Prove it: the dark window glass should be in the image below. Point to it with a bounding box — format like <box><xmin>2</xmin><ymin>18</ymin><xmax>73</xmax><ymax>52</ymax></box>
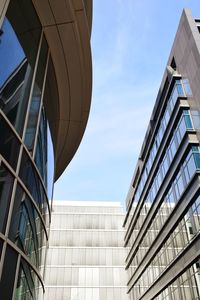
<box><xmin>15</xmin><ymin>260</ymin><xmax>36</xmax><ymax>300</ymax></box>
<box><xmin>183</xmin><ymin>111</ymin><xmax>193</xmax><ymax>129</ymax></box>
<box><xmin>22</xmin><ymin>259</ymin><xmax>36</xmax><ymax>299</ymax></box>
<box><xmin>35</xmin><ymin>109</ymin><xmax>47</xmax><ymax>185</ymax></box>
<box><xmin>192</xmin><ymin>147</ymin><xmax>200</xmax><ymax>169</ymax></box>
<box><xmin>9</xmin><ymin>185</ymin><xmax>47</xmax><ymax>267</ymax></box>
<box><xmin>0</xmin><ymin>245</ymin><xmax>18</xmax><ymax>299</ymax></box>
<box><xmin>25</xmin><ymin>36</ymin><xmax>48</xmax><ymax>151</ymax></box>
<box><xmin>19</xmin><ymin>151</ymin><xmax>48</xmax><ymax>217</ymax></box>
<box><xmin>35</xmin><ymin>110</ymin><xmax>54</xmax><ymax>200</ymax></box>
<box><xmin>0</xmin><ymin>115</ymin><xmax>20</xmax><ymax>169</ymax></box>
<box><xmin>0</xmin><ymin>0</ymin><xmax>41</xmax><ymax>135</ymax></box>
<box><xmin>0</xmin><ymin>239</ymin><xmax>3</xmax><ymax>261</ymax></box>
<box><xmin>0</xmin><ymin>164</ymin><xmax>14</xmax><ymax>233</ymax></box>
<box><xmin>15</xmin><ymin>266</ymin><xmax>32</xmax><ymax>300</ymax></box>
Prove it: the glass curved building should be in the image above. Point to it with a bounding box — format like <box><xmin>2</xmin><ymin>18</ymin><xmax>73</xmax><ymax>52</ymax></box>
<box><xmin>0</xmin><ymin>0</ymin><xmax>92</xmax><ymax>299</ymax></box>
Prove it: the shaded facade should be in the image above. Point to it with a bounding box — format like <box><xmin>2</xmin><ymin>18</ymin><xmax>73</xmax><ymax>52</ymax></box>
<box><xmin>0</xmin><ymin>0</ymin><xmax>92</xmax><ymax>299</ymax></box>
<box><xmin>124</xmin><ymin>9</ymin><xmax>200</xmax><ymax>300</ymax></box>
<box><xmin>44</xmin><ymin>201</ymin><xmax>129</xmax><ymax>300</ymax></box>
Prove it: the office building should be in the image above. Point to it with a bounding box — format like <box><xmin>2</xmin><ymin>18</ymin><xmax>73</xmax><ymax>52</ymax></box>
<box><xmin>44</xmin><ymin>201</ymin><xmax>129</xmax><ymax>300</ymax></box>
<box><xmin>0</xmin><ymin>0</ymin><xmax>92</xmax><ymax>299</ymax></box>
<box><xmin>124</xmin><ymin>9</ymin><xmax>200</xmax><ymax>300</ymax></box>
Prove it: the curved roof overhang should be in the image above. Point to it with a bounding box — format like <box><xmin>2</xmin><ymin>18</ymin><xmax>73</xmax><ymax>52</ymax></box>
<box><xmin>33</xmin><ymin>0</ymin><xmax>92</xmax><ymax>181</ymax></box>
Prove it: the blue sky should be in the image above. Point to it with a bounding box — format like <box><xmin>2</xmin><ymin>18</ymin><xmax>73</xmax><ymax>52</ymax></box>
<box><xmin>54</xmin><ymin>0</ymin><xmax>199</xmax><ymax>205</ymax></box>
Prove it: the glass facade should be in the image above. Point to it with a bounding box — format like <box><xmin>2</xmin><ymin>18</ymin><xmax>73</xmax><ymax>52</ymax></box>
<box><xmin>44</xmin><ymin>202</ymin><xmax>129</xmax><ymax>300</ymax></box>
<box><xmin>0</xmin><ymin>0</ymin><xmax>56</xmax><ymax>298</ymax></box>
<box><xmin>0</xmin><ymin>0</ymin><xmax>92</xmax><ymax>298</ymax></box>
<box><xmin>125</xmin><ymin>69</ymin><xmax>200</xmax><ymax>299</ymax></box>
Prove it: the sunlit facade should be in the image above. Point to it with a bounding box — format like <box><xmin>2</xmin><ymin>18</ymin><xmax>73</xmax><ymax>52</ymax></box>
<box><xmin>124</xmin><ymin>9</ymin><xmax>200</xmax><ymax>300</ymax></box>
<box><xmin>0</xmin><ymin>0</ymin><xmax>92</xmax><ymax>299</ymax></box>
<box><xmin>44</xmin><ymin>201</ymin><xmax>129</xmax><ymax>300</ymax></box>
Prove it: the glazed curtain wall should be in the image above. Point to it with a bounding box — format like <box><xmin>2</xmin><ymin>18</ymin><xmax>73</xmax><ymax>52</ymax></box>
<box><xmin>0</xmin><ymin>0</ymin><xmax>56</xmax><ymax>299</ymax></box>
<box><xmin>125</xmin><ymin>76</ymin><xmax>200</xmax><ymax>300</ymax></box>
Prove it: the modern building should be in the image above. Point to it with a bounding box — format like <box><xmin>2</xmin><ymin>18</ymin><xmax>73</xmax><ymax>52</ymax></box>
<box><xmin>43</xmin><ymin>201</ymin><xmax>129</xmax><ymax>300</ymax></box>
<box><xmin>0</xmin><ymin>0</ymin><xmax>92</xmax><ymax>299</ymax></box>
<box><xmin>124</xmin><ymin>9</ymin><xmax>200</xmax><ymax>300</ymax></box>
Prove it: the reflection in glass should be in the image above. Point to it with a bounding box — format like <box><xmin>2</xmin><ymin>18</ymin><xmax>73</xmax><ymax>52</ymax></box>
<box><xmin>15</xmin><ymin>266</ymin><xmax>32</xmax><ymax>300</ymax></box>
<box><xmin>25</xmin><ymin>36</ymin><xmax>48</xmax><ymax>151</ymax></box>
<box><xmin>35</xmin><ymin>109</ymin><xmax>47</xmax><ymax>186</ymax></box>
<box><xmin>0</xmin><ymin>0</ymin><xmax>41</xmax><ymax>135</ymax></box>
<box><xmin>9</xmin><ymin>184</ymin><xmax>47</xmax><ymax>267</ymax></box>
<box><xmin>0</xmin><ymin>245</ymin><xmax>18</xmax><ymax>299</ymax></box>
<box><xmin>35</xmin><ymin>110</ymin><xmax>54</xmax><ymax>200</ymax></box>
<box><xmin>15</xmin><ymin>259</ymin><xmax>39</xmax><ymax>300</ymax></box>
<box><xmin>47</xmin><ymin>124</ymin><xmax>54</xmax><ymax>200</ymax></box>
<box><xmin>19</xmin><ymin>151</ymin><xmax>48</xmax><ymax>217</ymax></box>
<box><xmin>0</xmin><ymin>115</ymin><xmax>20</xmax><ymax>170</ymax></box>
<box><xmin>0</xmin><ymin>239</ymin><xmax>3</xmax><ymax>260</ymax></box>
<box><xmin>0</xmin><ymin>164</ymin><xmax>14</xmax><ymax>233</ymax></box>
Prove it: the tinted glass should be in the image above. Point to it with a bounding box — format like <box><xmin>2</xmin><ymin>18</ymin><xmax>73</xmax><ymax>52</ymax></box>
<box><xmin>0</xmin><ymin>164</ymin><xmax>14</xmax><ymax>233</ymax></box>
<box><xmin>25</xmin><ymin>36</ymin><xmax>48</xmax><ymax>151</ymax></box>
<box><xmin>0</xmin><ymin>239</ymin><xmax>3</xmax><ymax>262</ymax></box>
<box><xmin>47</xmin><ymin>124</ymin><xmax>54</xmax><ymax>200</ymax></box>
<box><xmin>15</xmin><ymin>266</ymin><xmax>32</xmax><ymax>300</ymax></box>
<box><xmin>0</xmin><ymin>0</ymin><xmax>41</xmax><ymax>135</ymax></box>
<box><xmin>0</xmin><ymin>115</ymin><xmax>20</xmax><ymax>170</ymax></box>
<box><xmin>19</xmin><ymin>151</ymin><xmax>49</xmax><ymax>218</ymax></box>
<box><xmin>35</xmin><ymin>109</ymin><xmax>47</xmax><ymax>184</ymax></box>
<box><xmin>34</xmin><ymin>109</ymin><xmax>54</xmax><ymax>200</ymax></box>
<box><xmin>0</xmin><ymin>245</ymin><xmax>18</xmax><ymax>299</ymax></box>
<box><xmin>9</xmin><ymin>185</ymin><xmax>39</xmax><ymax>265</ymax></box>
<box><xmin>15</xmin><ymin>260</ymin><xmax>36</xmax><ymax>300</ymax></box>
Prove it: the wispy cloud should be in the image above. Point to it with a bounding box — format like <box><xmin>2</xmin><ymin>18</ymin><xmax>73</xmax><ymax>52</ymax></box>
<box><xmin>54</xmin><ymin>0</ymin><xmax>200</xmax><ymax>202</ymax></box>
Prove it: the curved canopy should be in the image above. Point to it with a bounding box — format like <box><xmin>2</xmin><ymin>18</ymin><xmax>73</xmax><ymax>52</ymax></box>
<box><xmin>33</xmin><ymin>0</ymin><xmax>92</xmax><ymax>180</ymax></box>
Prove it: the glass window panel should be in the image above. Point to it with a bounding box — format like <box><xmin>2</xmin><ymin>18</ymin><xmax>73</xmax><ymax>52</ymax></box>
<box><xmin>19</xmin><ymin>150</ymin><xmax>48</xmax><ymax>217</ymax></box>
<box><xmin>15</xmin><ymin>265</ymin><xmax>32</xmax><ymax>300</ymax></box>
<box><xmin>177</xmin><ymin>174</ymin><xmax>184</xmax><ymax>196</ymax></box>
<box><xmin>21</xmin><ymin>258</ymin><xmax>37</xmax><ymax>299</ymax></box>
<box><xmin>193</xmin><ymin>150</ymin><xmax>200</xmax><ymax>169</ymax></box>
<box><xmin>179</xmin><ymin>117</ymin><xmax>186</xmax><ymax>138</ymax></box>
<box><xmin>182</xmin><ymin>79</ymin><xmax>192</xmax><ymax>96</ymax></box>
<box><xmin>176</xmin><ymin>81</ymin><xmax>184</xmax><ymax>96</ymax></box>
<box><xmin>9</xmin><ymin>183</ymin><xmax>46</xmax><ymax>267</ymax></box>
<box><xmin>0</xmin><ymin>116</ymin><xmax>20</xmax><ymax>170</ymax></box>
<box><xmin>34</xmin><ymin>109</ymin><xmax>47</xmax><ymax>185</ymax></box>
<box><xmin>191</xmin><ymin>110</ymin><xmax>200</xmax><ymax>130</ymax></box>
<box><xmin>47</xmin><ymin>124</ymin><xmax>54</xmax><ymax>200</ymax></box>
<box><xmin>0</xmin><ymin>163</ymin><xmax>14</xmax><ymax>233</ymax></box>
<box><xmin>0</xmin><ymin>245</ymin><xmax>18</xmax><ymax>299</ymax></box>
<box><xmin>0</xmin><ymin>0</ymin><xmax>41</xmax><ymax>135</ymax></box>
<box><xmin>24</xmin><ymin>35</ymin><xmax>48</xmax><ymax>151</ymax></box>
<box><xmin>187</xmin><ymin>154</ymin><xmax>196</xmax><ymax>178</ymax></box>
<box><xmin>183</xmin><ymin>110</ymin><xmax>193</xmax><ymax>129</ymax></box>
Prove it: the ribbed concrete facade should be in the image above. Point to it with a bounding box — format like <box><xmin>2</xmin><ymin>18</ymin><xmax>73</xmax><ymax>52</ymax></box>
<box><xmin>44</xmin><ymin>201</ymin><xmax>129</xmax><ymax>300</ymax></box>
<box><xmin>124</xmin><ymin>9</ymin><xmax>200</xmax><ymax>300</ymax></box>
